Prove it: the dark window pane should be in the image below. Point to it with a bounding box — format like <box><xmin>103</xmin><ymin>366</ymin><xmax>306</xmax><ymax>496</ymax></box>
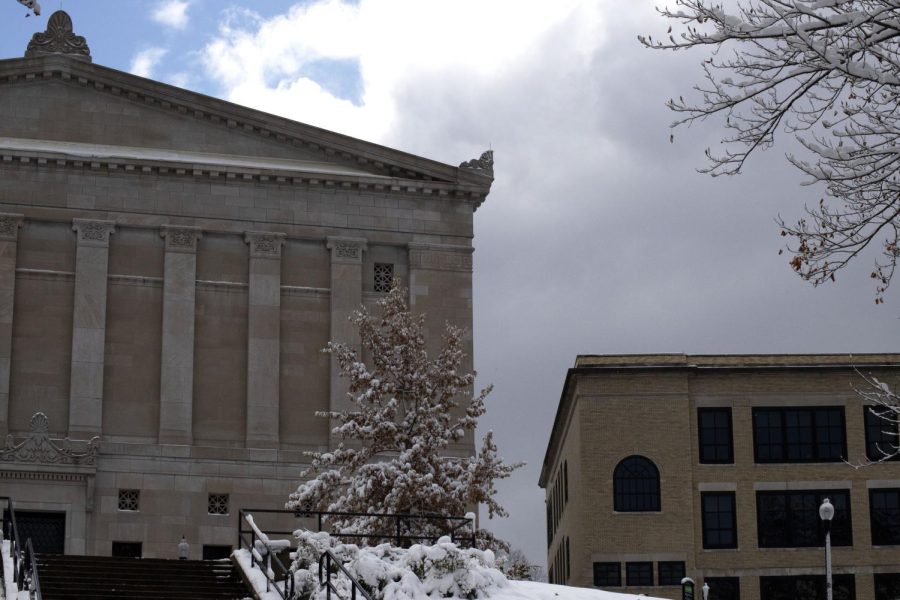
<box><xmin>865</xmin><ymin>407</ymin><xmax>900</xmax><ymax>462</ymax></box>
<box><xmin>875</xmin><ymin>574</ymin><xmax>900</xmax><ymax>600</ymax></box>
<box><xmin>757</xmin><ymin>490</ymin><xmax>852</xmax><ymax>548</ymax></box>
<box><xmin>202</xmin><ymin>545</ymin><xmax>232</xmax><ymax>560</ymax></box>
<box><xmin>626</xmin><ymin>562</ymin><xmax>653</xmax><ymax>586</ymax></box>
<box><xmin>111</xmin><ymin>541</ymin><xmax>142</xmax><ymax>558</ymax></box>
<box><xmin>760</xmin><ymin>575</ymin><xmax>855</xmax><ymax>600</ymax></box>
<box><xmin>702</xmin><ymin>492</ymin><xmax>737</xmax><ymax>549</ymax></box>
<box><xmin>785</xmin><ymin>410</ymin><xmax>815</xmax><ymax>460</ymax></box>
<box><xmin>699</xmin><ymin>408</ymin><xmax>734</xmax><ymax>464</ymax></box>
<box><xmin>754</xmin><ymin>407</ymin><xmax>846</xmax><ymax>463</ymax></box>
<box><xmin>614</xmin><ymin>456</ymin><xmax>660</xmax><ymax>512</ymax></box>
<box><xmin>593</xmin><ymin>562</ymin><xmax>621</xmax><ymax>587</ymax></box>
<box><xmin>705</xmin><ymin>577</ymin><xmax>740</xmax><ymax>600</ymax></box>
<box><xmin>658</xmin><ymin>561</ymin><xmax>685</xmax><ymax>585</ymax></box>
<box><xmin>754</xmin><ymin>409</ymin><xmax>784</xmax><ymax>461</ymax></box>
<box><xmin>870</xmin><ymin>489</ymin><xmax>900</xmax><ymax>545</ymax></box>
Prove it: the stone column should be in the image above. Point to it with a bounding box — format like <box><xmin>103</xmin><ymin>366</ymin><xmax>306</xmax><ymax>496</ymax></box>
<box><xmin>326</xmin><ymin>237</ymin><xmax>367</xmax><ymax>429</ymax></box>
<box><xmin>68</xmin><ymin>219</ymin><xmax>116</xmax><ymax>438</ymax></box>
<box><xmin>0</xmin><ymin>213</ymin><xmax>23</xmax><ymax>437</ymax></box>
<box><xmin>244</xmin><ymin>231</ymin><xmax>285</xmax><ymax>449</ymax></box>
<box><xmin>158</xmin><ymin>226</ymin><xmax>202</xmax><ymax>445</ymax></box>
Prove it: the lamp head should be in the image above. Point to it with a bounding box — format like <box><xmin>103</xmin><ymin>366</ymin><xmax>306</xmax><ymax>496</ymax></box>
<box><xmin>819</xmin><ymin>498</ymin><xmax>835</xmax><ymax>522</ymax></box>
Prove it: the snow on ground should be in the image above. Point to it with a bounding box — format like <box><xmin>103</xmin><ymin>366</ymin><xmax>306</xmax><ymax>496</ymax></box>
<box><xmin>2</xmin><ymin>540</ymin><xmax>14</xmax><ymax>600</ymax></box>
<box><xmin>501</xmin><ymin>581</ymin><xmax>669</xmax><ymax>600</ymax></box>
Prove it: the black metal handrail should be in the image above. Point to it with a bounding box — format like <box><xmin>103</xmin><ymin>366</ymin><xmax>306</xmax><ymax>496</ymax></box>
<box><xmin>236</xmin><ymin>512</ymin><xmax>293</xmax><ymax>600</ymax></box>
<box><xmin>238</xmin><ymin>508</ymin><xmax>476</xmax><ymax>549</ymax></box>
<box><xmin>319</xmin><ymin>549</ymin><xmax>373</xmax><ymax>600</ymax></box>
<box><xmin>1</xmin><ymin>496</ymin><xmax>42</xmax><ymax>600</ymax></box>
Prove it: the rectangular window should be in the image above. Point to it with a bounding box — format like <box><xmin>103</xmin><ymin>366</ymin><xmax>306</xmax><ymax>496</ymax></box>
<box><xmin>658</xmin><ymin>562</ymin><xmax>685</xmax><ymax>586</ymax></box>
<box><xmin>760</xmin><ymin>574</ymin><xmax>855</xmax><ymax>600</ymax></box>
<box><xmin>757</xmin><ymin>490</ymin><xmax>852</xmax><ymax>548</ymax></box>
<box><xmin>699</xmin><ymin>408</ymin><xmax>734</xmax><ymax>463</ymax></box>
<box><xmin>875</xmin><ymin>574</ymin><xmax>900</xmax><ymax>600</ymax></box>
<box><xmin>753</xmin><ymin>407</ymin><xmax>846</xmax><ymax>463</ymax></box>
<box><xmin>207</xmin><ymin>493</ymin><xmax>229</xmax><ymax>516</ymax></box>
<box><xmin>702</xmin><ymin>492</ymin><xmax>738</xmax><ymax>549</ymax></box>
<box><xmin>869</xmin><ymin>489</ymin><xmax>900</xmax><ymax>545</ymax></box>
<box><xmin>626</xmin><ymin>562</ymin><xmax>653</xmax><ymax>587</ymax></box>
<box><xmin>565</xmin><ymin>537</ymin><xmax>570</xmax><ymax>581</ymax></box>
<box><xmin>705</xmin><ymin>577</ymin><xmax>740</xmax><ymax>600</ymax></box>
<box><xmin>111</xmin><ymin>541</ymin><xmax>142</xmax><ymax>558</ymax></box>
<box><xmin>593</xmin><ymin>563</ymin><xmax>621</xmax><ymax>587</ymax></box>
<box><xmin>373</xmin><ymin>263</ymin><xmax>394</xmax><ymax>293</ymax></box>
<box><xmin>202</xmin><ymin>545</ymin><xmax>233</xmax><ymax>560</ymax></box>
<box><xmin>864</xmin><ymin>407</ymin><xmax>900</xmax><ymax>462</ymax></box>
<box><xmin>117</xmin><ymin>489</ymin><xmax>139</xmax><ymax>512</ymax></box>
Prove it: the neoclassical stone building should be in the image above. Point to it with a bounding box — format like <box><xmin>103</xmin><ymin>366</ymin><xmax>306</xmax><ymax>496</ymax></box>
<box><xmin>0</xmin><ymin>12</ymin><xmax>492</xmax><ymax>559</ymax></box>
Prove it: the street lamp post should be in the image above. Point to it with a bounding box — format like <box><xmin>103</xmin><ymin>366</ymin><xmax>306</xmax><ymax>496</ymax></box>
<box><xmin>819</xmin><ymin>498</ymin><xmax>835</xmax><ymax>600</ymax></box>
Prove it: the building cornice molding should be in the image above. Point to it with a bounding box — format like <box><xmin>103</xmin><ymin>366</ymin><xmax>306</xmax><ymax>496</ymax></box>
<box><xmin>0</xmin><ymin>55</ymin><xmax>493</xmax><ymax>207</ymax></box>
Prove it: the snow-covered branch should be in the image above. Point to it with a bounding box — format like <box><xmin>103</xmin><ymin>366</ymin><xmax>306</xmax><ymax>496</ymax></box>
<box><xmin>641</xmin><ymin>1</ymin><xmax>900</xmax><ymax>301</ymax></box>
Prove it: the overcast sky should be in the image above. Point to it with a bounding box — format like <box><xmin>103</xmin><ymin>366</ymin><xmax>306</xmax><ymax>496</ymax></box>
<box><xmin>3</xmin><ymin>0</ymin><xmax>899</xmax><ymax>569</ymax></box>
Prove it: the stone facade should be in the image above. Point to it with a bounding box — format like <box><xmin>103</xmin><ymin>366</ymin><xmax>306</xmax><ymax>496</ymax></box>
<box><xmin>540</xmin><ymin>353</ymin><xmax>900</xmax><ymax>600</ymax></box>
<box><xmin>0</xmin><ymin>13</ymin><xmax>491</xmax><ymax>559</ymax></box>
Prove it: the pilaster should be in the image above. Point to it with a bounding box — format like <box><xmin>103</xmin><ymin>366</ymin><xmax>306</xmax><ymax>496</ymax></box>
<box><xmin>0</xmin><ymin>213</ymin><xmax>23</xmax><ymax>437</ymax></box>
<box><xmin>68</xmin><ymin>219</ymin><xmax>116</xmax><ymax>438</ymax></box>
<box><xmin>158</xmin><ymin>225</ymin><xmax>202</xmax><ymax>445</ymax></box>
<box><xmin>326</xmin><ymin>236</ymin><xmax>367</xmax><ymax>434</ymax></box>
<box><xmin>244</xmin><ymin>231</ymin><xmax>285</xmax><ymax>449</ymax></box>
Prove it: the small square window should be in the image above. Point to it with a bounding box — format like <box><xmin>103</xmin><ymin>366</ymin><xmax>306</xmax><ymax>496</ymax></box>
<box><xmin>374</xmin><ymin>263</ymin><xmax>394</xmax><ymax>293</ymax></box>
<box><xmin>112</xmin><ymin>541</ymin><xmax>142</xmax><ymax>558</ymax></box>
<box><xmin>593</xmin><ymin>562</ymin><xmax>621</xmax><ymax>587</ymax></box>
<box><xmin>626</xmin><ymin>562</ymin><xmax>653</xmax><ymax>587</ymax></box>
<box><xmin>202</xmin><ymin>545</ymin><xmax>233</xmax><ymax>560</ymax></box>
<box><xmin>658</xmin><ymin>561</ymin><xmax>686</xmax><ymax>586</ymax></box>
<box><xmin>118</xmin><ymin>489</ymin><xmax>139</xmax><ymax>512</ymax></box>
<box><xmin>208</xmin><ymin>493</ymin><xmax>229</xmax><ymax>515</ymax></box>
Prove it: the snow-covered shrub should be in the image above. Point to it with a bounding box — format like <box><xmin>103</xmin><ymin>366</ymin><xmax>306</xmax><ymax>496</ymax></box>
<box><xmin>289</xmin><ymin>531</ymin><xmax>507</xmax><ymax>600</ymax></box>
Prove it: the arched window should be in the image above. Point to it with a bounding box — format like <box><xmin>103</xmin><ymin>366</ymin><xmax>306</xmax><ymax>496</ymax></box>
<box><xmin>613</xmin><ymin>455</ymin><xmax>660</xmax><ymax>512</ymax></box>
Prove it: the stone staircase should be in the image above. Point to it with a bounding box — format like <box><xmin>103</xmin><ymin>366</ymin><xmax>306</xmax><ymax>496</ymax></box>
<box><xmin>35</xmin><ymin>554</ymin><xmax>252</xmax><ymax>600</ymax></box>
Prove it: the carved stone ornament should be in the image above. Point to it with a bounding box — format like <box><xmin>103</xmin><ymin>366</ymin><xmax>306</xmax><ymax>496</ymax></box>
<box><xmin>0</xmin><ymin>214</ymin><xmax>24</xmax><ymax>241</ymax></box>
<box><xmin>326</xmin><ymin>237</ymin><xmax>367</xmax><ymax>264</ymax></box>
<box><xmin>459</xmin><ymin>150</ymin><xmax>494</xmax><ymax>178</ymax></box>
<box><xmin>245</xmin><ymin>231</ymin><xmax>286</xmax><ymax>259</ymax></box>
<box><xmin>73</xmin><ymin>219</ymin><xmax>115</xmax><ymax>247</ymax></box>
<box><xmin>161</xmin><ymin>226</ymin><xmax>202</xmax><ymax>253</ymax></box>
<box><xmin>409</xmin><ymin>244</ymin><xmax>474</xmax><ymax>272</ymax></box>
<box><xmin>1</xmin><ymin>413</ymin><xmax>99</xmax><ymax>466</ymax></box>
<box><xmin>24</xmin><ymin>11</ymin><xmax>92</xmax><ymax>61</ymax></box>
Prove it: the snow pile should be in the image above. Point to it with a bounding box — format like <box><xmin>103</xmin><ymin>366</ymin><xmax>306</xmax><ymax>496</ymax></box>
<box><xmin>291</xmin><ymin>532</ymin><xmax>505</xmax><ymax>600</ymax></box>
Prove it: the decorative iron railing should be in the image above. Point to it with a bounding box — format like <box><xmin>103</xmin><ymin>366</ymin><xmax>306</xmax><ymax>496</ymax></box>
<box><xmin>319</xmin><ymin>549</ymin><xmax>373</xmax><ymax>600</ymax></box>
<box><xmin>1</xmin><ymin>496</ymin><xmax>42</xmax><ymax>600</ymax></box>
<box><xmin>236</xmin><ymin>508</ymin><xmax>475</xmax><ymax>600</ymax></box>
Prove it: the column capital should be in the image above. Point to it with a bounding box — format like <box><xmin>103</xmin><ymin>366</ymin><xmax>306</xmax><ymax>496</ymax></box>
<box><xmin>160</xmin><ymin>225</ymin><xmax>202</xmax><ymax>253</ymax></box>
<box><xmin>245</xmin><ymin>231</ymin><xmax>286</xmax><ymax>260</ymax></box>
<box><xmin>326</xmin><ymin>236</ymin><xmax>367</xmax><ymax>264</ymax></box>
<box><xmin>408</xmin><ymin>243</ymin><xmax>473</xmax><ymax>272</ymax></box>
<box><xmin>0</xmin><ymin>213</ymin><xmax>24</xmax><ymax>241</ymax></box>
<box><xmin>72</xmin><ymin>219</ymin><xmax>115</xmax><ymax>247</ymax></box>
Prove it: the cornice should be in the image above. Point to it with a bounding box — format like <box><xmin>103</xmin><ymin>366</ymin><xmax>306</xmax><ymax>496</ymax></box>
<box><xmin>0</xmin><ymin>55</ymin><xmax>493</xmax><ymax>207</ymax></box>
<box><xmin>0</xmin><ymin>141</ymin><xmax>489</xmax><ymax>209</ymax></box>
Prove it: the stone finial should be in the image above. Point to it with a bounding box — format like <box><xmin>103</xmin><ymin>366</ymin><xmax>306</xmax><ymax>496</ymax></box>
<box><xmin>459</xmin><ymin>150</ymin><xmax>494</xmax><ymax>178</ymax></box>
<box><xmin>24</xmin><ymin>10</ymin><xmax>91</xmax><ymax>61</ymax></box>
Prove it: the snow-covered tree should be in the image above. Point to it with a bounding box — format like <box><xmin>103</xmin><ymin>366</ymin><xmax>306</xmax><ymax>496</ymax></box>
<box><xmin>640</xmin><ymin>1</ymin><xmax>900</xmax><ymax>301</ymax></box>
<box><xmin>286</xmin><ymin>280</ymin><xmax>522</xmax><ymax>550</ymax></box>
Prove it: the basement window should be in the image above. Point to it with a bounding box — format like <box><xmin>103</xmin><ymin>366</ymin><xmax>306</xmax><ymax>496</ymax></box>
<box><xmin>374</xmin><ymin>263</ymin><xmax>394</xmax><ymax>293</ymax></box>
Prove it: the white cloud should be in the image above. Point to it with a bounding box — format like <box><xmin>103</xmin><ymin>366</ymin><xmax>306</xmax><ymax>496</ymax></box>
<box><xmin>152</xmin><ymin>0</ymin><xmax>190</xmax><ymax>30</ymax></box>
<box><xmin>129</xmin><ymin>47</ymin><xmax>168</xmax><ymax>79</ymax></box>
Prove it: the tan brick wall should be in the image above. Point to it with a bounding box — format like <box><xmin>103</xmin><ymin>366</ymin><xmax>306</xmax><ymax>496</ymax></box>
<box><xmin>544</xmin><ymin>362</ymin><xmax>900</xmax><ymax>600</ymax></box>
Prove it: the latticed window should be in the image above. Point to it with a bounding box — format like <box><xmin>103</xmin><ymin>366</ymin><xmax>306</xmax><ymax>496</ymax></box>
<box><xmin>208</xmin><ymin>493</ymin><xmax>229</xmax><ymax>515</ymax></box>
<box><xmin>374</xmin><ymin>263</ymin><xmax>394</xmax><ymax>293</ymax></box>
<box><xmin>613</xmin><ymin>456</ymin><xmax>660</xmax><ymax>512</ymax></box>
<box><xmin>117</xmin><ymin>489</ymin><xmax>139</xmax><ymax>512</ymax></box>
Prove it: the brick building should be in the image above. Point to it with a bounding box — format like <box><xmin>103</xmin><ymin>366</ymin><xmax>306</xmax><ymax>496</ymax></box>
<box><xmin>0</xmin><ymin>12</ymin><xmax>492</xmax><ymax>558</ymax></box>
<box><xmin>539</xmin><ymin>353</ymin><xmax>900</xmax><ymax>600</ymax></box>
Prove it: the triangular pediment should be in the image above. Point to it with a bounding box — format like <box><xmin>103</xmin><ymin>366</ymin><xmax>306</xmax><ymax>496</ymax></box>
<box><xmin>0</xmin><ymin>53</ymin><xmax>492</xmax><ymax>191</ymax></box>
